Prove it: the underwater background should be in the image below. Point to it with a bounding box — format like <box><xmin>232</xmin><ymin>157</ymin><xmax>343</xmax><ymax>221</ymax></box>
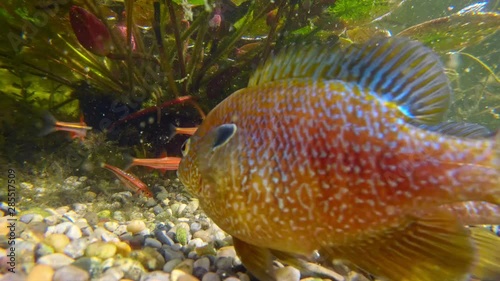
<box><xmin>0</xmin><ymin>0</ymin><xmax>498</xmax><ymax>281</ymax></box>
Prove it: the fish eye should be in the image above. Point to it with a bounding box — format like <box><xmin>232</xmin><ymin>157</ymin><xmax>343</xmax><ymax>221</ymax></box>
<box><xmin>181</xmin><ymin>139</ymin><xmax>190</xmax><ymax>156</ymax></box>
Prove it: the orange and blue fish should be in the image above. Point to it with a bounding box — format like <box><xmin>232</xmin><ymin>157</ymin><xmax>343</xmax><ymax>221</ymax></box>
<box><xmin>177</xmin><ymin>37</ymin><xmax>500</xmax><ymax>281</ymax></box>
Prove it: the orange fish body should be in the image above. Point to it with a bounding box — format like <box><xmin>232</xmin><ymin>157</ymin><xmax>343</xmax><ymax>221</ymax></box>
<box><xmin>178</xmin><ymin>38</ymin><xmax>500</xmax><ymax>281</ymax></box>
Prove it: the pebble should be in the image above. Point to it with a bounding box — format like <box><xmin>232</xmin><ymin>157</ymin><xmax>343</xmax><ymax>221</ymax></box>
<box><xmin>201</xmin><ymin>272</ymin><xmax>221</xmax><ymax>281</ymax></box>
<box><xmin>178</xmin><ymin>204</ymin><xmax>188</xmax><ymax>217</ymax></box>
<box><xmin>216</xmin><ymin>246</ymin><xmax>236</xmax><ymax>259</ymax></box>
<box><xmin>276</xmin><ymin>266</ymin><xmax>300</xmax><ymax>281</ymax></box>
<box><xmin>153</xmin><ymin>205</ymin><xmax>164</xmax><ymax>215</ymax></box>
<box><xmin>131</xmin><ymin>248</ymin><xmax>165</xmax><ymax>271</ymax></box>
<box><xmin>37</xmin><ymin>253</ymin><xmax>75</xmax><ymax>269</ymax></box>
<box><xmin>0</xmin><ymin>273</ymin><xmax>26</xmax><ymax>281</ymax></box>
<box><xmin>236</xmin><ymin>273</ymin><xmax>250</xmax><ymax>281</ymax></box>
<box><xmin>26</xmin><ymin>264</ymin><xmax>54</xmax><ymax>281</ymax></box>
<box><xmin>145</xmin><ymin>238</ymin><xmax>163</xmax><ymax>249</ymax></box>
<box><xmin>20</xmin><ymin>213</ymin><xmax>44</xmax><ymax>224</ymax></box>
<box><xmin>66</xmin><ymin>224</ymin><xmax>83</xmax><ymax>240</ymax></box>
<box><xmin>163</xmin><ymin>258</ymin><xmax>183</xmax><ymax>273</ymax></box>
<box><xmin>114</xmin><ymin>225</ymin><xmax>129</xmax><ymax>236</ymax></box>
<box><xmin>49</xmin><ymin>222</ymin><xmax>72</xmax><ymax>234</ymax></box>
<box><xmin>142</xmin><ymin>271</ymin><xmax>171</xmax><ymax>281</ymax></box>
<box><xmin>215</xmin><ymin>257</ymin><xmax>233</xmax><ymax>271</ymax></box>
<box><xmin>127</xmin><ymin>220</ymin><xmax>146</xmax><ymax>234</ymax></box>
<box><xmin>44</xmin><ymin>233</ymin><xmax>70</xmax><ymax>253</ymax></box>
<box><xmin>186</xmin><ymin>200</ymin><xmax>200</xmax><ymax>213</ymax></box>
<box><xmin>171</xmin><ymin>269</ymin><xmax>199</xmax><ymax>281</ymax></box>
<box><xmin>85</xmin><ymin>242</ymin><xmax>117</xmax><ymax>259</ymax></box>
<box><xmin>155</xmin><ymin>230</ymin><xmax>175</xmax><ymax>246</ymax></box>
<box><xmin>53</xmin><ymin>265</ymin><xmax>90</xmax><ymax>281</ymax></box>
<box><xmin>62</xmin><ymin>210</ymin><xmax>79</xmax><ymax>222</ymax></box>
<box><xmin>160</xmin><ymin>246</ymin><xmax>185</xmax><ymax>261</ymax></box>
<box><xmin>72</xmin><ymin>203</ymin><xmax>88</xmax><ymax>214</ymax></box>
<box><xmin>64</xmin><ymin>238</ymin><xmax>89</xmax><ymax>258</ymax></box>
<box><xmin>188</xmin><ymin>238</ymin><xmax>207</xmax><ymax>249</ymax></box>
<box><xmin>114</xmin><ymin>241</ymin><xmax>132</xmax><ymax>257</ymax></box>
<box><xmin>193</xmin><ymin>230</ymin><xmax>212</xmax><ymax>243</ymax></box>
<box><xmin>72</xmin><ymin>257</ymin><xmax>103</xmax><ymax>279</ymax></box>
<box><xmin>34</xmin><ymin>243</ymin><xmax>54</xmax><ymax>259</ymax></box>
<box><xmin>44</xmin><ymin>215</ymin><xmax>60</xmax><ymax>226</ymax></box>
<box><xmin>98</xmin><ymin>267</ymin><xmax>124</xmax><ymax>281</ymax></box>
<box><xmin>192</xmin><ymin>266</ymin><xmax>208</xmax><ymax>279</ymax></box>
<box><xmin>112</xmin><ymin>211</ymin><xmax>126</xmax><ymax>222</ymax></box>
<box><xmin>104</xmin><ymin>221</ymin><xmax>119</xmax><ymax>232</ymax></box>
<box><xmin>146</xmin><ymin>198</ymin><xmax>157</xmax><ymax>208</ymax></box>
<box><xmin>97</xmin><ymin>210</ymin><xmax>112</xmax><ymax>219</ymax></box>
<box><xmin>190</xmin><ymin>222</ymin><xmax>202</xmax><ymax>234</ymax></box>
<box><xmin>222</xmin><ymin>277</ymin><xmax>239</xmax><ymax>281</ymax></box>
<box><xmin>94</xmin><ymin>227</ymin><xmax>120</xmax><ymax>242</ymax></box>
<box><xmin>113</xmin><ymin>258</ymin><xmax>146</xmax><ymax>280</ymax></box>
<box><xmin>187</xmin><ymin>251</ymin><xmax>198</xmax><ymax>260</ymax></box>
<box><xmin>175</xmin><ymin>258</ymin><xmax>194</xmax><ymax>274</ymax></box>
<box><xmin>46</xmin><ymin>222</ymin><xmax>82</xmax><ymax>240</ymax></box>
<box><xmin>193</xmin><ymin>257</ymin><xmax>210</xmax><ymax>271</ymax></box>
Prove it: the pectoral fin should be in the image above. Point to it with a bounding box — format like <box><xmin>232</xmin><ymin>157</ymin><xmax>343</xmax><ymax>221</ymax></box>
<box><xmin>233</xmin><ymin>236</ymin><xmax>276</xmax><ymax>281</ymax></box>
<box><xmin>319</xmin><ymin>210</ymin><xmax>475</xmax><ymax>281</ymax></box>
<box><xmin>271</xmin><ymin>249</ymin><xmax>345</xmax><ymax>281</ymax></box>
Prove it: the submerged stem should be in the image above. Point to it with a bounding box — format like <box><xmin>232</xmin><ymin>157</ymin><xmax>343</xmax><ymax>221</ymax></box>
<box><xmin>450</xmin><ymin>51</ymin><xmax>500</xmax><ymax>84</ymax></box>
<box><xmin>167</xmin><ymin>0</ymin><xmax>187</xmax><ymax>95</ymax></box>
<box><xmin>154</xmin><ymin>0</ymin><xmax>180</xmax><ymax>97</ymax></box>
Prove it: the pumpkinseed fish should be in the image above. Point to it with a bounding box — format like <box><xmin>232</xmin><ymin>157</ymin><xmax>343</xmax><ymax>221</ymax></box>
<box><xmin>177</xmin><ymin>37</ymin><xmax>500</xmax><ymax>281</ymax></box>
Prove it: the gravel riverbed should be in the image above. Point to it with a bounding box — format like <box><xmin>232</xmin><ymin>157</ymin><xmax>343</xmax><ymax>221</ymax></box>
<box><xmin>0</xmin><ymin>175</ymin><xmax>372</xmax><ymax>281</ymax></box>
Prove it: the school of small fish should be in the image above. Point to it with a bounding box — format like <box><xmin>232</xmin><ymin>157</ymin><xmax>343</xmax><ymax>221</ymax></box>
<box><xmin>177</xmin><ymin>37</ymin><xmax>500</xmax><ymax>281</ymax></box>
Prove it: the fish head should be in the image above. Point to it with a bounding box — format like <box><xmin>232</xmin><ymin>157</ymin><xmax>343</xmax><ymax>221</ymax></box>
<box><xmin>178</xmin><ymin>122</ymin><xmax>239</xmax><ymax>199</ymax></box>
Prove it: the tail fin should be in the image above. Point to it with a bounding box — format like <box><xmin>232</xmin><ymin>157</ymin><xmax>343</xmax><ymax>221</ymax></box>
<box><xmin>38</xmin><ymin>112</ymin><xmax>58</xmax><ymax>137</ymax></box>
<box><xmin>167</xmin><ymin>123</ymin><xmax>178</xmax><ymax>140</ymax></box>
<box><xmin>122</xmin><ymin>154</ymin><xmax>135</xmax><ymax>171</ymax></box>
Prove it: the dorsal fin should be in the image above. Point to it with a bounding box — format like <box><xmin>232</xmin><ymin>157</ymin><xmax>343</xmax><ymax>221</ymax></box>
<box><xmin>248</xmin><ymin>43</ymin><xmax>343</xmax><ymax>87</ymax></box>
<box><xmin>249</xmin><ymin>37</ymin><xmax>452</xmax><ymax>125</ymax></box>
<box><xmin>417</xmin><ymin>121</ymin><xmax>493</xmax><ymax>138</ymax></box>
<box><xmin>338</xmin><ymin>37</ymin><xmax>452</xmax><ymax>124</ymax></box>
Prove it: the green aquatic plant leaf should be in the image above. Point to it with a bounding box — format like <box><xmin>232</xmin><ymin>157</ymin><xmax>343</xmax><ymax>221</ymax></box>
<box><xmin>327</xmin><ymin>0</ymin><xmax>404</xmax><ymax>24</ymax></box>
<box><xmin>171</xmin><ymin>0</ymin><xmax>206</xmax><ymax>6</ymax></box>
<box><xmin>397</xmin><ymin>12</ymin><xmax>500</xmax><ymax>52</ymax></box>
<box><xmin>0</xmin><ymin>7</ymin><xmax>14</xmax><ymax>22</ymax></box>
